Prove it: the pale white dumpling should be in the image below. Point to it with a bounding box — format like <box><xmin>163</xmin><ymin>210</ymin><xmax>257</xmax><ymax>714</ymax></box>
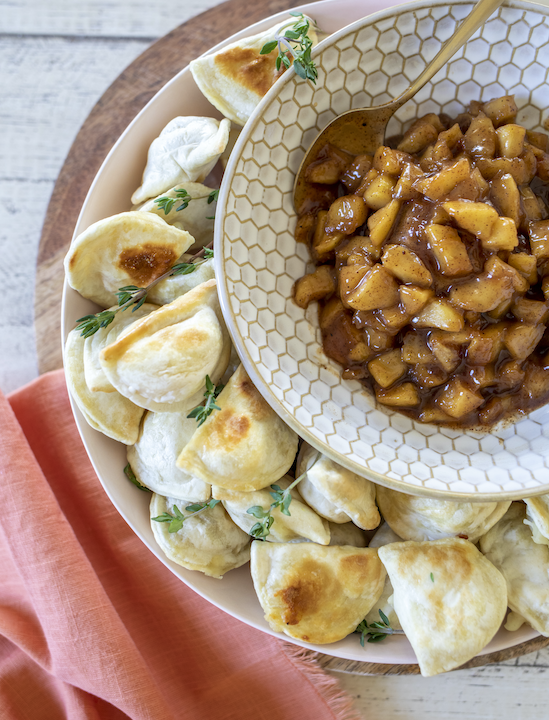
<box><xmin>365</xmin><ymin>523</ymin><xmax>402</xmax><ymax>630</ymax></box>
<box><xmin>251</xmin><ymin>542</ymin><xmax>386</xmax><ymax>644</ymax></box>
<box><xmin>212</xmin><ymin>476</ymin><xmax>330</xmax><ymax>545</ymax></box>
<box><xmin>376</xmin><ymin>484</ymin><xmax>511</xmax><ymax>543</ymax></box>
<box><xmin>296</xmin><ymin>442</ymin><xmax>380</xmax><ymax>530</ymax></box>
<box><xmin>138</xmin><ymin>181</ymin><xmax>216</xmax><ymax>252</ymax></box>
<box><xmin>150</xmin><ymin>494</ymin><xmax>250</xmax><ymax>578</ymax></box>
<box><xmin>83</xmin><ymin>303</ymin><xmax>158</xmax><ymax>393</ymax></box>
<box><xmin>64</xmin><ymin>212</ymin><xmax>194</xmax><ymax>308</ymax></box>
<box><xmin>127</xmin><ymin>411</ymin><xmax>210</xmax><ymax>502</ymax></box>
<box><xmin>65</xmin><ymin>327</ymin><xmax>143</xmax><ymax>445</ymax></box>
<box><xmin>480</xmin><ymin>502</ymin><xmax>549</xmax><ymax>638</ymax></box>
<box><xmin>190</xmin><ymin>20</ymin><xmax>318</xmax><ymax>126</ymax></box>
<box><xmin>524</xmin><ymin>494</ymin><xmax>549</xmax><ymax>545</ymax></box>
<box><xmin>177</xmin><ymin>364</ymin><xmax>298</xmax><ymax>491</ymax></box>
<box><xmin>99</xmin><ymin>280</ymin><xmax>231</xmax><ymax>413</ymax></box>
<box><xmin>147</xmin><ymin>257</ymin><xmax>215</xmax><ymax>305</ymax></box>
<box><xmin>131</xmin><ymin>116</ymin><xmax>231</xmax><ymax>204</ymax></box>
<box><xmin>379</xmin><ymin>538</ymin><xmax>507</xmax><ymax>677</ymax></box>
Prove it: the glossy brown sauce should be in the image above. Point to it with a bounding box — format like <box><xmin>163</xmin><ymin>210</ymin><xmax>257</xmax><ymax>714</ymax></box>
<box><xmin>118</xmin><ymin>245</ymin><xmax>178</xmax><ymax>286</ymax></box>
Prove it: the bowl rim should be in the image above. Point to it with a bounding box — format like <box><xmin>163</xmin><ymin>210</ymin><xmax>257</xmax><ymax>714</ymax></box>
<box><xmin>215</xmin><ymin>0</ymin><xmax>549</xmax><ymax>503</ymax></box>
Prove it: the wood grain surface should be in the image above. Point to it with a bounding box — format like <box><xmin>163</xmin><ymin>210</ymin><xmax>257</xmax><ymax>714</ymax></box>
<box><xmin>33</xmin><ymin>0</ymin><xmax>549</xmax><ymax>680</ymax></box>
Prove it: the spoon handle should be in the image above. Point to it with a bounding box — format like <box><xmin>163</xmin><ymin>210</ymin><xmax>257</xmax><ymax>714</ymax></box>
<box><xmin>392</xmin><ymin>0</ymin><xmax>504</xmax><ymax>110</ymax></box>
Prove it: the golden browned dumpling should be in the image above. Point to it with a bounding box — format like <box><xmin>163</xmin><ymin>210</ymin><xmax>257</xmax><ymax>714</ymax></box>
<box><xmin>99</xmin><ymin>280</ymin><xmax>231</xmax><ymax>413</ymax></box>
<box><xmin>64</xmin><ymin>212</ymin><xmax>194</xmax><ymax>308</ymax></box>
<box><xmin>376</xmin><ymin>485</ymin><xmax>511</xmax><ymax>543</ymax></box>
<box><xmin>212</xmin><ymin>476</ymin><xmax>330</xmax><ymax>545</ymax></box>
<box><xmin>296</xmin><ymin>442</ymin><xmax>380</xmax><ymax>529</ymax></box>
<box><xmin>150</xmin><ymin>493</ymin><xmax>250</xmax><ymax>579</ymax></box>
<box><xmin>190</xmin><ymin>19</ymin><xmax>318</xmax><ymax>126</ymax></box>
<box><xmin>177</xmin><ymin>364</ymin><xmax>299</xmax><ymax>491</ymax></box>
<box><xmin>251</xmin><ymin>542</ymin><xmax>386</xmax><ymax>644</ymax></box>
<box><xmin>379</xmin><ymin>538</ymin><xmax>507</xmax><ymax>676</ymax></box>
<box><xmin>480</xmin><ymin>502</ymin><xmax>549</xmax><ymax>638</ymax></box>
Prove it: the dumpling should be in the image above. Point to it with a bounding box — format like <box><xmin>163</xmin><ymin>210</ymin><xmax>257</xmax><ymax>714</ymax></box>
<box><xmin>150</xmin><ymin>493</ymin><xmax>250</xmax><ymax>579</ymax></box>
<box><xmin>138</xmin><ymin>181</ymin><xmax>216</xmax><ymax>251</ymax></box>
<box><xmin>177</xmin><ymin>364</ymin><xmax>298</xmax><ymax>491</ymax></box>
<box><xmin>190</xmin><ymin>20</ymin><xmax>318</xmax><ymax>126</ymax></box>
<box><xmin>64</xmin><ymin>212</ymin><xmax>194</xmax><ymax>308</ymax></box>
<box><xmin>379</xmin><ymin>538</ymin><xmax>507</xmax><ymax>676</ymax></box>
<box><xmin>64</xmin><ymin>327</ymin><xmax>144</xmax><ymax>444</ymax></box>
<box><xmin>365</xmin><ymin>523</ymin><xmax>403</xmax><ymax>629</ymax></box>
<box><xmin>83</xmin><ymin>303</ymin><xmax>158</xmax><ymax>393</ymax></box>
<box><xmin>99</xmin><ymin>279</ymin><xmax>231</xmax><ymax>413</ymax></box>
<box><xmin>131</xmin><ymin>116</ymin><xmax>231</xmax><ymax>204</ymax></box>
<box><xmin>524</xmin><ymin>494</ymin><xmax>549</xmax><ymax>545</ymax></box>
<box><xmin>212</xmin><ymin>476</ymin><xmax>330</xmax><ymax>544</ymax></box>
<box><xmin>296</xmin><ymin>442</ymin><xmax>380</xmax><ymax>530</ymax></box>
<box><xmin>146</xmin><ymin>257</ymin><xmax>215</xmax><ymax>305</ymax></box>
<box><xmin>376</xmin><ymin>485</ymin><xmax>511</xmax><ymax>543</ymax></box>
<box><xmin>127</xmin><ymin>411</ymin><xmax>210</xmax><ymax>502</ymax></box>
<box><xmin>327</xmin><ymin>522</ymin><xmax>367</xmax><ymax>547</ymax></box>
<box><xmin>479</xmin><ymin>502</ymin><xmax>549</xmax><ymax>637</ymax></box>
<box><xmin>251</xmin><ymin>542</ymin><xmax>386</xmax><ymax>644</ymax></box>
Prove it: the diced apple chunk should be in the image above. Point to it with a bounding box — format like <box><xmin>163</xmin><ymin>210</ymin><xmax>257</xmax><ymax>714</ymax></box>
<box><xmin>345</xmin><ymin>265</ymin><xmax>400</xmax><ymax>311</ymax></box>
<box><xmin>363</xmin><ymin>173</ymin><xmax>396</xmax><ymax>210</ymax></box>
<box><xmin>367</xmin><ymin>199</ymin><xmax>401</xmax><ymax>248</ymax></box>
<box><xmin>449</xmin><ymin>256</ymin><xmax>518</xmax><ymax>312</ymax></box>
<box><xmin>437</xmin><ymin>379</ymin><xmax>484</xmax><ymax>419</ymax></box>
<box><xmin>498</xmin><ymin>360</ymin><xmax>525</xmax><ymax>389</ymax></box>
<box><xmin>504</xmin><ymin>323</ymin><xmax>545</xmax><ymax>360</ymax></box>
<box><xmin>482</xmin><ymin>95</ymin><xmax>518</xmax><ymax>127</ymax></box>
<box><xmin>463</xmin><ymin>112</ymin><xmax>496</xmax><ymax>160</ymax></box>
<box><xmin>377</xmin><ymin>305</ymin><xmax>410</xmax><ymax>331</ymax></box>
<box><xmin>427</xmin><ymin>331</ymin><xmax>466</xmax><ymax>372</ymax></box>
<box><xmin>325</xmin><ymin>195</ymin><xmax>368</xmax><ymax>235</ymax></box>
<box><xmin>413</xmin><ymin>298</ymin><xmax>464</xmax><ymax>332</ymax></box>
<box><xmin>376</xmin><ymin>383</ymin><xmax>419</xmax><ymax>407</ymax></box>
<box><xmin>496</xmin><ymin>124</ymin><xmax>526</xmax><ymax>158</ymax></box>
<box><xmin>414</xmin><ymin>157</ymin><xmax>470</xmax><ymax>200</ymax></box>
<box><xmin>489</xmin><ymin>173</ymin><xmax>521</xmax><ymax>227</ymax></box>
<box><xmin>402</xmin><ymin>333</ymin><xmax>435</xmax><ymax>364</ymax></box>
<box><xmin>381</xmin><ymin>245</ymin><xmax>432</xmax><ymax>287</ymax></box>
<box><xmin>529</xmin><ymin>220</ymin><xmax>549</xmax><ymax>260</ymax></box>
<box><xmin>368</xmin><ymin>349</ymin><xmax>407</xmax><ymax>388</ymax></box>
<box><xmin>425</xmin><ymin>224</ymin><xmax>472</xmax><ymax>276</ymax></box>
<box><xmin>442</xmin><ymin>200</ymin><xmax>499</xmax><ymax>241</ymax></box>
<box><xmin>339</xmin><ymin>263</ymin><xmax>371</xmax><ymax>299</ymax></box>
<box><xmin>411</xmin><ymin>364</ymin><xmax>448</xmax><ymax>389</ymax></box>
<box><xmin>397</xmin><ymin>117</ymin><xmax>440</xmax><ymax>154</ymax></box>
<box><xmin>521</xmin><ymin>187</ymin><xmax>545</xmax><ymax>223</ymax></box>
<box><xmin>508</xmin><ymin>253</ymin><xmax>537</xmax><ymax>284</ymax></box>
<box><xmin>399</xmin><ymin>285</ymin><xmax>433</xmax><ymax>315</ymax></box>
<box><xmin>293</xmin><ymin>266</ymin><xmax>335</xmax><ymax>308</ymax></box>
<box><xmin>511</xmin><ymin>298</ymin><xmax>549</xmax><ymax>325</ymax></box>
<box><xmin>481</xmin><ymin>216</ymin><xmax>518</xmax><ymax>252</ymax></box>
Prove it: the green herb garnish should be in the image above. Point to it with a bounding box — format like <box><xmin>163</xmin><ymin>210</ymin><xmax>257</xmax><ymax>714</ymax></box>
<box><xmin>260</xmin><ymin>12</ymin><xmax>318</xmax><ymax>84</ymax></box>
<box><xmin>246</xmin><ymin>453</ymin><xmax>320</xmax><ymax>539</ymax></box>
<box><xmin>152</xmin><ymin>499</ymin><xmax>220</xmax><ymax>533</ymax></box>
<box><xmin>186</xmin><ymin>375</ymin><xmax>224</xmax><ymax>427</ymax></box>
<box><xmin>430</xmin><ymin>572</ymin><xmax>435</xmax><ymax>582</ymax></box>
<box><xmin>124</xmin><ymin>463</ymin><xmax>150</xmax><ymax>492</ymax></box>
<box><xmin>75</xmin><ymin>242</ymin><xmax>214</xmax><ymax>337</ymax></box>
<box><xmin>154</xmin><ymin>188</ymin><xmax>219</xmax><ymax>215</ymax></box>
<box><xmin>355</xmin><ymin>610</ymin><xmax>402</xmax><ymax>646</ymax></box>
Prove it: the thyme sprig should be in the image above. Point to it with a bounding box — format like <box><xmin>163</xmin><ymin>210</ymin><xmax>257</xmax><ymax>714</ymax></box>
<box><xmin>355</xmin><ymin>610</ymin><xmax>403</xmax><ymax>646</ymax></box>
<box><xmin>187</xmin><ymin>375</ymin><xmax>224</xmax><ymax>426</ymax></box>
<box><xmin>247</xmin><ymin>452</ymin><xmax>320</xmax><ymax>539</ymax></box>
<box><xmin>152</xmin><ymin>498</ymin><xmax>221</xmax><ymax>533</ymax></box>
<box><xmin>154</xmin><ymin>188</ymin><xmax>219</xmax><ymax>215</ymax></box>
<box><xmin>260</xmin><ymin>12</ymin><xmax>318</xmax><ymax>84</ymax></box>
<box><xmin>75</xmin><ymin>241</ymin><xmax>214</xmax><ymax>338</ymax></box>
<box><xmin>124</xmin><ymin>463</ymin><xmax>150</xmax><ymax>492</ymax></box>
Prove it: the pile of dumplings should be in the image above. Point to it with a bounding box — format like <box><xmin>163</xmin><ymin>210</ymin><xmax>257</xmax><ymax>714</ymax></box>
<box><xmin>63</xmin><ymin>16</ymin><xmax>549</xmax><ymax>678</ymax></box>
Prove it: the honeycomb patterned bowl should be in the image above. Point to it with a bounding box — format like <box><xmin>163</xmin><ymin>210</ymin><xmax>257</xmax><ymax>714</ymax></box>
<box><xmin>217</xmin><ymin>0</ymin><xmax>549</xmax><ymax>501</ymax></box>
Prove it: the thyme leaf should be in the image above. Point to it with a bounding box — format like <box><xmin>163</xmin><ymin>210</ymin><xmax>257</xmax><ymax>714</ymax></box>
<box><xmin>260</xmin><ymin>13</ymin><xmax>318</xmax><ymax>85</ymax></box>
<box><xmin>355</xmin><ymin>609</ymin><xmax>403</xmax><ymax>646</ymax></box>
<box><xmin>154</xmin><ymin>188</ymin><xmax>219</xmax><ymax>215</ymax></box>
<box><xmin>186</xmin><ymin>375</ymin><xmax>224</xmax><ymax>427</ymax></box>
<box><xmin>124</xmin><ymin>463</ymin><xmax>150</xmax><ymax>492</ymax></box>
<box><xmin>152</xmin><ymin>498</ymin><xmax>221</xmax><ymax>533</ymax></box>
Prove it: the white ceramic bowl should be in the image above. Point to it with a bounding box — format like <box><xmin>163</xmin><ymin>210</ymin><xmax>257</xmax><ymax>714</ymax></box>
<box><xmin>62</xmin><ymin>0</ymin><xmax>542</xmax><ymax>664</ymax></box>
<box><xmin>217</xmin><ymin>0</ymin><xmax>549</xmax><ymax>502</ymax></box>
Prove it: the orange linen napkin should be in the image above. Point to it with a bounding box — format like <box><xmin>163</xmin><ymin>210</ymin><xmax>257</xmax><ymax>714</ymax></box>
<box><xmin>0</xmin><ymin>370</ymin><xmax>360</xmax><ymax>720</ymax></box>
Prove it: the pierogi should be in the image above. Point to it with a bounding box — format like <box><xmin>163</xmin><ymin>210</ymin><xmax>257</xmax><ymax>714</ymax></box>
<box><xmin>376</xmin><ymin>485</ymin><xmax>511</xmax><ymax>543</ymax></box>
<box><xmin>296</xmin><ymin>442</ymin><xmax>380</xmax><ymax>530</ymax></box>
<box><xmin>150</xmin><ymin>493</ymin><xmax>251</xmax><ymax>579</ymax></box>
<box><xmin>480</xmin><ymin>502</ymin><xmax>549</xmax><ymax>637</ymax></box>
<box><xmin>365</xmin><ymin>523</ymin><xmax>403</xmax><ymax>629</ymax></box>
<box><xmin>251</xmin><ymin>542</ymin><xmax>386</xmax><ymax>644</ymax></box>
<box><xmin>212</xmin><ymin>476</ymin><xmax>330</xmax><ymax>545</ymax></box>
<box><xmin>127</xmin><ymin>411</ymin><xmax>211</xmax><ymax>502</ymax></box>
<box><xmin>524</xmin><ymin>494</ymin><xmax>549</xmax><ymax>545</ymax></box>
<box><xmin>177</xmin><ymin>364</ymin><xmax>299</xmax><ymax>491</ymax></box>
<box><xmin>131</xmin><ymin>116</ymin><xmax>231</xmax><ymax>204</ymax></box>
<box><xmin>64</xmin><ymin>212</ymin><xmax>194</xmax><ymax>308</ymax></box>
<box><xmin>99</xmin><ymin>280</ymin><xmax>231</xmax><ymax>413</ymax></box>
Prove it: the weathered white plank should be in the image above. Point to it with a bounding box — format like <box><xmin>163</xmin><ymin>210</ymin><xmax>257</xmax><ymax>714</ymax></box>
<box><xmin>0</xmin><ymin>0</ymin><xmax>227</xmax><ymax>39</ymax></box>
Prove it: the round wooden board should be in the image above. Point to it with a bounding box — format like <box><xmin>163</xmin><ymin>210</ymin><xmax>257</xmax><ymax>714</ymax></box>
<box><xmin>36</xmin><ymin>0</ymin><xmax>549</xmax><ymax>675</ymax></box>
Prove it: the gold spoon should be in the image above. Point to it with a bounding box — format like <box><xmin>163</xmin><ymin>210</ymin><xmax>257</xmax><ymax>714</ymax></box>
<box><xmin>294</xmin><ymin>0</ymin><xmax>504</xmax><ymax>212</ymax></box>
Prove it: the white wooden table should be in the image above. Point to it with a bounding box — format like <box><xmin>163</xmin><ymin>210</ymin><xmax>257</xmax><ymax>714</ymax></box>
<box><xmin>2</xmin><ymin>0</ymin><xmax>549</xmax><ymax>716</ymax></box>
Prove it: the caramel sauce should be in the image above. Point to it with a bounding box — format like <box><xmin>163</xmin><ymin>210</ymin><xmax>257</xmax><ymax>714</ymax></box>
<box><xmin>118</xmin><ymin>244</ymin><xmax>177</xmax><ymax>286</ymax></box>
